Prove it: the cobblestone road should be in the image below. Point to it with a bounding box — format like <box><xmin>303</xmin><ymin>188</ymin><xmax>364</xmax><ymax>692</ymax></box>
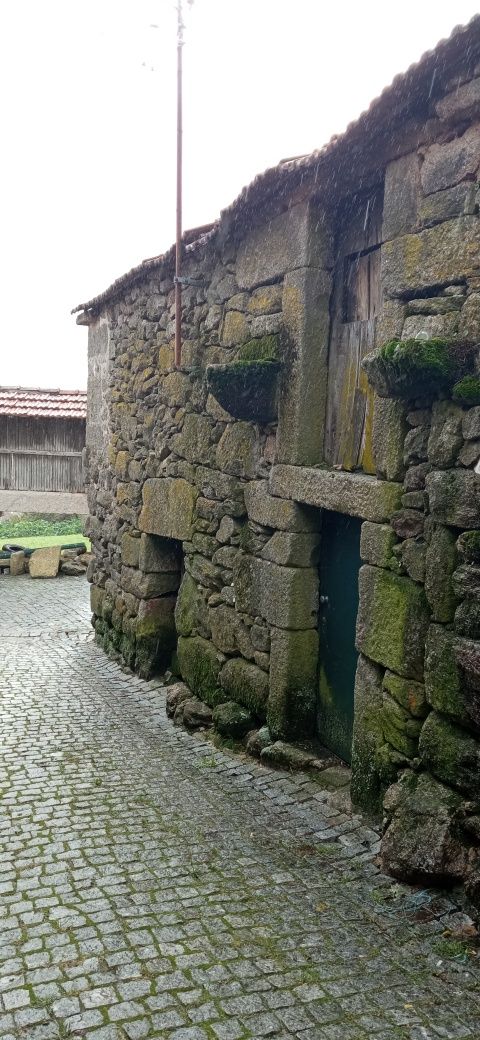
<box><xmin>1</xmin><ymin>576</ymin><xmax>479</xmax><ymax>1040</ymax></box>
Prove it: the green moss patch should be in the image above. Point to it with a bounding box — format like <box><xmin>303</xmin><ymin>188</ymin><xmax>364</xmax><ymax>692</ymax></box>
<box><xmin>237</xmin><ymin>335</ymin><xmax>280</xmax><ymax>362</ymax></box>
<box><xmin>363</xmin><ymin>338</ymin><xmax>476</xmax><ymax>400</ymax></box>
<box><xmin>206</xmin><ymin>358</ymin><xmax>282</xmax><ymax>423</ymax></box>
<box><xmin>177</xmin><ymin>635</ymin><xmax>225</xmax><ymax>707</ymax></box>
<box><xmin>452</xmin><ymin>375</ymin><xmax>480</xmax><ymax>407</ymax></box>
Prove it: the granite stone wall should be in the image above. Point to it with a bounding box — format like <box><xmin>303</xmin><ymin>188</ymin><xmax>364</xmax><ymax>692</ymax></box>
<box><xmin>83</xmin><ymin>62</ymin><xmax>480</xmax><ymax>903</ymax></box>
<box><xmin>352</xmin><ymin>396</ymin><xmax>480</xmax><ymax>863</ymax></box>
<box><xmin>85</xmin><ymin>199</ymin><xmax>331</xmax><ymax>740</ymax></box>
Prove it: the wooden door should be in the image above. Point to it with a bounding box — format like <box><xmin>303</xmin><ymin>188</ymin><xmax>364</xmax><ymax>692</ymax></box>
<box><xmin>317</xmin><ymin>511</ymin><xmax>362</xmax><ymax>763</ymax></box>
<box><xmin>324</xmin><ymin>186</ymin><xmax>383</xmax><ymax>473</ymax></box>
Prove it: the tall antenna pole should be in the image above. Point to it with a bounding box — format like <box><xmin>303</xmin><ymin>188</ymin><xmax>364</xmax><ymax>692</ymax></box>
<box><xmin>174</xmin><ymin>1</ymin><xmax>183</xmax><ymax>369</ymax></box>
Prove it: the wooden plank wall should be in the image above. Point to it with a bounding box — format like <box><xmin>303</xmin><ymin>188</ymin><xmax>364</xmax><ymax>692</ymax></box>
<box><xmin>324</xmin><ymin>186</ymin><xmax>383</xmax><ymax>474</ymax></box>
<box><xmin>0</xmin><ymin>417</ymin><xmax>85</xmax><ymax>492</ymax></box>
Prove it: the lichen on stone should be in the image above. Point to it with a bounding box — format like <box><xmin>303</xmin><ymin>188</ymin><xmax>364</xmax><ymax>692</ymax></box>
<box><xmin>457</xmin><ymin>530</ymin><xmax>480</xmax><ymax>564</ymax></box>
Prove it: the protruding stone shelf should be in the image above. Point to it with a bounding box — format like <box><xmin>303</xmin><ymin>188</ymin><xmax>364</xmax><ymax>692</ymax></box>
<box><xmin>206</xmin><ymin>360</ymin><xmax>282</xmax><ymax>424</ymax></box>
<box><xmin>269</xmin><ymin>465</ymin><xmax>403</xmax><ymax>523</ymax></box>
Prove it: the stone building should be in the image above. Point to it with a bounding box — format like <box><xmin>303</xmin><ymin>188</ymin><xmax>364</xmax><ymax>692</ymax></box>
<box><xmin>75</xmin><ymin>18</ymin><xmax>480</xmax><ymax>901</ymax></box>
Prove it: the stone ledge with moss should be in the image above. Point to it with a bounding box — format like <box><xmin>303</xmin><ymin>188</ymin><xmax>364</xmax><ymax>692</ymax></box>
<box><xmin>363</xmin><ymin>338</ymin><xmax>476</xmax><ymax>399</ymax></box>
<box><xmin>206</xmin><ymin>336</ymin><xmax>282</xmax><ymax>423</ymax></box>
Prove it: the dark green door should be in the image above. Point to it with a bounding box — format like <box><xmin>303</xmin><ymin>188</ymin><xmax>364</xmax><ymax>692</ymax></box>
<box><xmin>317</xmin><ymin>511</ymin><xmax>361</xmax><ymax>763</ymax></box>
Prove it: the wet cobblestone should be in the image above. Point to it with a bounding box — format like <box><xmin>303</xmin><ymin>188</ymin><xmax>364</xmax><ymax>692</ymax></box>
<box><xmin>0</xmin><ymin>575</ymin><xmax>479</xmax><ymax>1039</ymax></box>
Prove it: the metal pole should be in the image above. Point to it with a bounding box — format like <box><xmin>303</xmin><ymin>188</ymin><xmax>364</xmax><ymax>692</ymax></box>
<box><xmin>174</xmin><ymin>0</ymin><xmax>183</xmax><ymax>369</ymax></box>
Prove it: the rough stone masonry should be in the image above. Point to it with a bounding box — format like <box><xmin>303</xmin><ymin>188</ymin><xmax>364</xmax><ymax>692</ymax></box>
<box><xmin>75</xmin><ymin>18</ymin><xmax>480</xmax><ymax>910</ymax></box>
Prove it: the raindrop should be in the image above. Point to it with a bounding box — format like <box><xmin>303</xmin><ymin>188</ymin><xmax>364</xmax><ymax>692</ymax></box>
<box><xmin>363</xmin><ymin>198</ymin><xmax>370</xmax><ymax>231</ymax></box>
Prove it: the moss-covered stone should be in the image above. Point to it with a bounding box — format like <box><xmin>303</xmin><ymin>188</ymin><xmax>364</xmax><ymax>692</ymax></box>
<box><xmin>425</xmin><ymin>524</ymin><xmax>458</xmax><ymax>622</ymax></box>
<box><xmin>175</xmin><ymin>572</ymin><xmax>210</xmax><ymax>639</ymax></box>
<box><xmin>452</xmin><ymin>375</ymin><xmax>480</xmax><ymax>406</ymax></box>
<box><xmin>237</xmin><ymin>335</ymin><xmax>280</xmax><ymax>361</ymax></box>
<box><xmin>350</xmin><ymin>655</ymin><xmax>386</xmax><ymax>816</ymax></box>
<box><xmin>452</xmin><ymin>563</ymin><xmax>480</xmax><ymax>598</ymax></box>
<box><xmin>135</xmin><ymin>595</ymin><xmax>176</xmax><ymax>641</ymax></box>
<box><xmin>267</xmin><ymin>628</ymin><xmax>318</xmax><ymax>741</ymax></box>
<box><xmin>364</xmin><ymin>338</ymin><xmax>475</xmax><ymax>400</ymax></box>
<box><xmin>220</xmin><ymin>657</ymin><xmax>269</xmax><ymax>717</ymax></box>
<box><xmin>419</xmin><ymin>710</ymin><xmax>480</xmax><ymax>798</ymax></box>
<box><xmin>177</xmin><ymin>635</ymin><xmax>225</xmax><ymax>707</ymax></box>
<box><xmin>383</xmin><ymin>671</ymin><xmax>428</xmax><ymax>718</ymax></box>
<box><xmin>120</xmin><ymin>633</ymin><xmax>136</xmax><ymax>670</ymax></box>
<box><xmin>457</xmin><ymin>530</ymin><xmax>480</xmax><ymax>564</ymax></box>
<box><xmin>212</xmin><ymin>700</ymin><xmax>254</xmax><ymax>738</ymax></box>
<box><xmin>356</xmin><ymin>566</ymin><xmax>430</xmax><ymax>680</ymax></box>
<box><xmin>134</xmin><ymin>635</ymin><xmax>168</xmax><ymax>680</ymax></box>
<box><xmin>382</xmin><ymin>693</ymin><xmax>423</xmax><ymax>757</ymax></box>
<box><xmin>455</xmin><ymin>597</ymin><xmax>480</xmax><ymax>639</ymax></box>
<box><xmin>206</xmin><ymin>360</ymin><xmax>281</xmax><ymax>423</ymax></box>
<box><xmin>381</xmin><ymin>770</ymin><xmax>470</xmax><ymax>883</ymax></box>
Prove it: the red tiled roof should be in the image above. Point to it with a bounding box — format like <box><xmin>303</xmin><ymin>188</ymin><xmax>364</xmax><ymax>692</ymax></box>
<box><xmin>0</xmin><ymin>388</ymin><xmax>87</xmax><ymax>420</ymax></box>
<box><xmin>73</xmin><ymin>14</ymin><xmax>480</xmax><ymax>317</ymax></box>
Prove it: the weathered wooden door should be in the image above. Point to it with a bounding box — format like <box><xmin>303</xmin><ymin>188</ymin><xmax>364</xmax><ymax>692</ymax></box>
<box><xmin>317</xmin><ymin>511</ymin><xmax>362</xmax><ymax>763</ymax></box>
<box><xmin>324</xmin><ymin>186</ymin><xmax>383</xmax><ymax>473</ymax></box>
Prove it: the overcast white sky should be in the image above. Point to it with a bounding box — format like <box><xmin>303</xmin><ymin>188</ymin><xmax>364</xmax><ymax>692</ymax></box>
<box><xmin>1</xmin><ymin>1</ymin><xmax>479</xmax><ymax>390</ymax></box>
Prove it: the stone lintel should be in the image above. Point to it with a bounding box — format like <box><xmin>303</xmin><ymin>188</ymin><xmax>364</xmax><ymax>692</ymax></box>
<box><xmin>269</xmin><ymin>465</ymin><xmax>402</xmax><ymax>523</ymax></box>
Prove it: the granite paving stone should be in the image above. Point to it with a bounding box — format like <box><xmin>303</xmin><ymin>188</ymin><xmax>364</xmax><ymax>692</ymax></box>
<box><xmin>0</xmin><ymin>574</ymin><xmax>479</xmax><ymax>1039</ymax></box>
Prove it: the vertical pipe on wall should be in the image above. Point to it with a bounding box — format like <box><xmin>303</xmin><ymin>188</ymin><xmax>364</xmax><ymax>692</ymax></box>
<box><xmin>174</xmin><ymin>1</ymin><xmax>183</xmax><ymax>369</ymax></box>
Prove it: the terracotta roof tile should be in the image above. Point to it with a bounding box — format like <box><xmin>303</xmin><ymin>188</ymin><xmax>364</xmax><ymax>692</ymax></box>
<box><xmin>0</xmin><ymin>388</ymin><xmax>87</xmax><ymax>420</ymax></box>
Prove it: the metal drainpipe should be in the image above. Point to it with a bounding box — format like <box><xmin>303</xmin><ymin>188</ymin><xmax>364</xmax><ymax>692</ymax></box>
<box><xmin>174</xmin><ymin>1</ymin><xmax>184</xmax><ymax>370</ymax></box>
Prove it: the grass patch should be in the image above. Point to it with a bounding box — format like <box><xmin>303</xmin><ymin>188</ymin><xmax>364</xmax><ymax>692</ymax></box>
<box><xmin>0</xmin><ymin>514</ymin><xmax>86</xmax><ymax>538</ymax></box>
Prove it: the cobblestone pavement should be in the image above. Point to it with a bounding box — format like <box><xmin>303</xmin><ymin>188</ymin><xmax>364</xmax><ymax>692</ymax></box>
<box><xmin>1</xmin><ymin>576</ymin><xmax>479</xmax><ymax>1040</ymax></box>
